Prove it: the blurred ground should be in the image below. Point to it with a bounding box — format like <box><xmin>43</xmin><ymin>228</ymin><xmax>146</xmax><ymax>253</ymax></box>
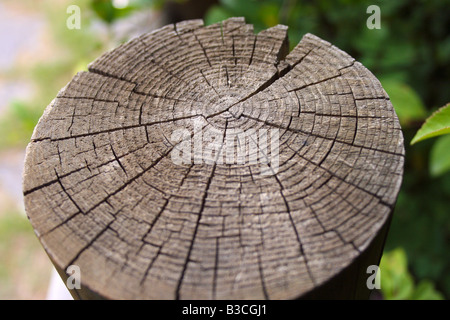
<box><xmin>0</xmin><ymin>1</ymin><xmax>52</xmax><ymax>108</ymax></box>
<box><xmin>0</xmin><ymin>149</ymin><xmax>54</xmax><ymax>300</ymax></box>
<box><xmin>0</xmin><ymin>0</ymin><xmax>58</xmax><ymax>300</ymax></box>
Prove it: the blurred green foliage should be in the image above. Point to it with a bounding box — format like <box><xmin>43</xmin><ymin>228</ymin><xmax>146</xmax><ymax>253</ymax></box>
<box><xmin>379</xmin><ymin>78</ymin><xmax>427</xmax><ymax>127</ymax></box>
<box><xmin>380</xmin><ymin>248</ymin><xmax>443</xmax><ymax>299</ymax></box>
<box><xmin>90</xmin><ymin>0</ymin><xmax>167</xmax><ymax>24</ymax></box>
<box><xmin>0</xmin><ymin>0</ymin><xmax>448</xmax><ymax>299</ymax></box>
<box><xmin>91</xmin><ymin>0</ymin><xmax>138</xmax><ymax>23</ymax></box>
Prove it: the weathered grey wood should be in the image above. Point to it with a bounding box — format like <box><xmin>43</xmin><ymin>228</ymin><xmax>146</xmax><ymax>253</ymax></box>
<box><xmin>23</xmin><ymin>17</ymin><xmax>404</xmax><ymax>300</ymax></box>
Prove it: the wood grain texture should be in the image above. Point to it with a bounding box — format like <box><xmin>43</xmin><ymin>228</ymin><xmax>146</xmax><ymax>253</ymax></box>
<box><xmin>23</xmin><ymin>18</ymin><xmax>404</xmax><ymax>300</ymax></box>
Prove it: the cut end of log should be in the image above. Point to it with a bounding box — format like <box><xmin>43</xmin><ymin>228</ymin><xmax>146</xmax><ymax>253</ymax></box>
<box><xmin>23</xmin><ymin>18</ymin><xmax>404</xmax><ymax>300</ymax></box>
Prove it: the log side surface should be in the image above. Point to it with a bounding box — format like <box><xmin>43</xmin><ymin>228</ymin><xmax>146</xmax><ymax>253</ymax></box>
<box><xmin>23</xmin><ymin>18</ymin><xmax>404</xmax><ymax>300</ymax></box>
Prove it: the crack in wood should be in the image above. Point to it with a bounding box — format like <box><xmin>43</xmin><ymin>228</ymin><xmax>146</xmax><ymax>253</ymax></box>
<box><xmin>23</xmin><ymin>18</ymin><xmax>404</xmax><ymax>300</ymax></box>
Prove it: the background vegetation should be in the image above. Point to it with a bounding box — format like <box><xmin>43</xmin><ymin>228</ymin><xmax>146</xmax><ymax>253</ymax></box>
<box><xmin>0</xmin><ymin>0</ymin><xmax>448</xmax><ymax>299</ymax></box>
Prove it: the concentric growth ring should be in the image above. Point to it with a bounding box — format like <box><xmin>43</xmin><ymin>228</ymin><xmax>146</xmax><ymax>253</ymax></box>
<box><xmin>23</xmin><ymin>18</ymin><xmax>404</xmax><ymax>299</ymax></box>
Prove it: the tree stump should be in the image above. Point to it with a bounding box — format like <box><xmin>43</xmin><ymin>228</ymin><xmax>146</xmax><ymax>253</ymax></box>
<box><xmin>23</xmin><ymin>18</ymin><xmax>404</xmax><ymax>300</ymax></box>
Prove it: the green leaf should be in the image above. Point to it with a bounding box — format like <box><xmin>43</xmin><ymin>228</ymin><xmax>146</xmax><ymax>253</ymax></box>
<box><xmin>90</xmin><ymin>0</ymin><xmax>137</xmax><ymax>24</ymax></box>
<box><xmin>430</xmin><ymin>134</ymin><xmax>450</xmax><ymax>177</ymax></box>
<box><xmin>379</xmin><ymin>79</ymin><xmax>427</xmax><ymax>127</ymax></box>
<box><xmin>411</xmin><ymin>103</ymin><xmax>450</xmax><ymax>145</ymax></box>
<box><xmin>380</xmin><ymin>248</ymin><xmax>412</xmax><ymax>299</ymax></box>
<box><xmin>379</xmin><ymin>248</ymin><xmax>445</xmax><ymax>299</ymax></box>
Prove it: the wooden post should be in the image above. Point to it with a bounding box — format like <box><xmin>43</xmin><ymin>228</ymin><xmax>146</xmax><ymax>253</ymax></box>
<box><xmin>23</xmin><ymin>18</ymin><xmax>404</xmax><ymax>300</ymax></box>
